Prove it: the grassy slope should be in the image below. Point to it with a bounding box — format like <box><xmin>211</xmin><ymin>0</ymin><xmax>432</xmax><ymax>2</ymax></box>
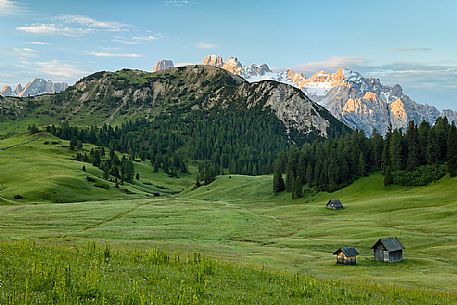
<box><xmin>0</xmin><ymin>133</ymin><xmax>197</xmax><ymax>204</ymax></box>
<box><xmin>2</xmin><ymin>134</ymin><xmax>457</xmax><ymax>296</ymax></box>
<box><xmin>1</xmin><ymin>241</ymin><xmax>455</xmax><ymax>305</ymax></box>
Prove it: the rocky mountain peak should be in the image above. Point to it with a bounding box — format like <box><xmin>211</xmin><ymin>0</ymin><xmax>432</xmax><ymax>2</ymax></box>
<box><xmin>14</xmin><ymin>84</ymin><xmax>23</xmax><ymax>95</ymax></box>
<box><xmin>223</xmin><ymin>57</ymin><xmax>243</xmax><ymax>75</ymax></box>
<box><xmin>202</xmin><ymin>55</ymin><xmax>224</xmax><ymax>67</ymax></box>
<box><xmin>153</xmin><ymin>60</ymin><xmax>174</xmax><ymax>72</ymax></box>
<box><xmin>1</xmin><ymin>85</ymin><xmax>13</xmax><ymax>96</ymax></box>
<box><xmin>2</xmin><ymin>79</ymin><xmax>68</xmax><ymax>97</ymax></box>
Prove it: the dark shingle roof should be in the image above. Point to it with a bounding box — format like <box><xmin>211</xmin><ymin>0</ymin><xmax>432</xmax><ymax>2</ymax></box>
<box><xmin>327</xmin><ymin>199</ymin><xmax>343</xmax><ymax>208</ymax></box>
<box><xmin>333</xmin><ymin>246</ymin><xmax>359</xmax><ymax>256</ymax></box>
<box><xmin>371</xmin><ymin>237</ymin><xmax>405</xmax><ymax>251</ymax></box>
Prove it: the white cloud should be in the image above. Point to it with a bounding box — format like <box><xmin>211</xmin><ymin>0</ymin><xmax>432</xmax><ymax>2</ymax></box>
<box><xmin>175</xmin><ymin>62</ymin><xmax>198</xmax><ymax>67</ymax></box>
<box><xmin>17</xmin><ymin>23</ymin><xmax>90</xmax><ymax>36</ymax></box>
<box><xmin>392</xmin><ymin>48</ymin><xmax>432</xmax><ymax>52</ymax></box>
<box><xmin>87</xmin><ymin>51</ymin><xmax>145</xmax><ymax>58</ymax></box>
<box><xmin>33</xmin><ymin>60</ymin><xmax>86</xmax><ymax>79</ymax></box>
<box><xmin>17</xmin><ymin>15</ymin><xmax>128</xmax><ymax>36</ymax></box>
<box><xmin>0</xmin><ymin>0</ymin><xmax>25</xmax><ymax>16</ymax></box>
<box><xmin>163</xmin><ymin>0</ymin><xmax>190</xmax><ymax>7</ymax></box>
<box><xmin>113</xmin><ymin>34</ymin><xmax>159</xmax><ymax>45</ymax></box>
<box><xmin>27</xmin><ymin>41</ymin><xmax>50</xmax><ymax>45</ymax></box>
<box><xmin>56</xmin><ymin>15</ymin><xmax>129</xmax><ymax>32</ymax></box>
<box><xmin>295</xmin><ymin>56</ymin><xmax>367</xmax><ymax>73</ymax></box>
<box><xmin>196</xmin><ymin>42</ymin><xmax>218</xmax><ymax>49</ymax></box>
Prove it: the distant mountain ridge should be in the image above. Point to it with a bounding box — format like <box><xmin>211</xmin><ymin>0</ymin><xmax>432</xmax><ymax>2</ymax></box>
<box><xmin>1</xmin><ymin>79</ymin><xmax>68</xmax><ymax>97</ymax></box>
<box><xmin>1</xmin><ymin>66</ymin><xmax>350</xmax><ymax>142</ymax></box>
<box><xmin>153</xmin><ymin>56</ymin><xmax>457</xmax><ymax>135</ymax></box>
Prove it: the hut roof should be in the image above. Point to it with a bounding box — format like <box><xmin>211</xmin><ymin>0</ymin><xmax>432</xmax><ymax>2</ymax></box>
<box><xmin>371</xmin><ymin>237</ymin><xmax>404</xmax><ymax>251</ymax></box>
<box><xmin>327</xmin><ymin>199</ymin><xmax>343</xmax><ymax>208</ymax></box>
<box><xmin>333</xmin><ymin>246</ymin><xmax>359</xmax><ymax>256</ymax></box>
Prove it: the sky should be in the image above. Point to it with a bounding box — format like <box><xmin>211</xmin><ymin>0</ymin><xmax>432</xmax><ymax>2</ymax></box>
<box><xmin>0</xmin><ymin>0</ymin><xmax>456</xmax><ymax>110</ymax></box>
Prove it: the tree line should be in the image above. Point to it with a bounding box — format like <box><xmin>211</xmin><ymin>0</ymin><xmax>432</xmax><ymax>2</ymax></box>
<box><xmin>47</xmin><ymin>105</ymin><xmax>305</xmax><ymax>181</ymax></box>
<box><xmin>274</xmin><ymin>117</ymin><xmax>457</xmax><ymax>197</ymax></box>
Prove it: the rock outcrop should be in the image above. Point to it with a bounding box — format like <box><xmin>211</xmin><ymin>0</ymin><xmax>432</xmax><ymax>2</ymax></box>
<box><xmin>1</xmin><ymin>85</ymin><xmax>13</xmax><ymax>96</ymax></box>
<box><xmin>202</xmin><ymin>55</ymin><xmax>224</xmax><ymax>67</ymax></box>
<box><xmin>1</xmin><ymin>79</ymin><xmax>68</xmax><ymax>97</ymax></box>
<box><xmin>153</xmin><ymin>60</ymin><xmax>174</xmax><ymax>72</ymax></box>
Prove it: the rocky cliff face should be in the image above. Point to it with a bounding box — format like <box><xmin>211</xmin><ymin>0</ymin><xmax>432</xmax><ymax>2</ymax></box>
<box><xmin>200</xmin><ymin>54</ymin><xmax>455</xmax><ymax>135</ymax></box>
<box><xmin>153</xmin><ymin>60</ymin><xmax>174</xmax><ymax>72</ymax></box>
<box><xmin>222</xmin><ymin>57</ymin><xmax>243</xmax><ymax>75</ymax></box>
<box><xmin>16</xmin><ymin>66</ymin><xmax>347</xmax><ymax>139</ymax></box>
<box><xmin>1</xmin><ymin>85</ymin><xmax>13</xmax><ymax>96</ymax></box>
<box><xmin>202</xmin><ymin>55</ymin><xmax>224</xmax><ymax>67</ymax></box>
<box><xmin>1</xmin><ymin>79</ymin><xmax>68</xmax><ymax>97</ymax></box>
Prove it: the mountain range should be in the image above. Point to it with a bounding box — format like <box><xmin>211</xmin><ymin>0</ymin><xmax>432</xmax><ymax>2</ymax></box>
<box><xmin>1</xmin><ymin>79</ymin><xmax>68</xmax><ymax>98</ymax></box>
<box><xmin>0</xmin><ymin>66</ymin><xmax>349</xmax><ymax>143</ymax></box>
<box><xmin>154</xmin><ymin>56</ymin><xmax>457</xmax><ymax>135</ymax></box>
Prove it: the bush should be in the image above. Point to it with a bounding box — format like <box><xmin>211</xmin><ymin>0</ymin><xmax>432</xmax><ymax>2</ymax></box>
<box><xmin>94</xmin><ymin>182</ymin><xmax>110</xmax><ymax>190</ymax></box>
<box><xmin>86</xmin><ymin>176</ymin><xmax>96</xmax><ymax>183</ymax></box>
<box><xmin>14</xmin><ymin>194</ymin><xmax>24</xmax><ymax>199</ymax></box>
<box><xmin>393</xmin><ymin>164</ymin><xmax>446</xmax><ymax>186</ymax></box>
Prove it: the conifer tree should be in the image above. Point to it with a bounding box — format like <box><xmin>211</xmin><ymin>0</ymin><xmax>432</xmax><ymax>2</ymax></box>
<box><xmin>447</xmin><ymin>123</ymin><xmax>457</xmax><ymax>177</ymax></box>
<box><xmin>273</xmin><ymin>171</ymin><xmax>285</xmax><ymax>193</ymax></box>
<box><xmin>384</xmin><ymin>165</ymin><xmax>394</xmax><ymax>186</ymax></box>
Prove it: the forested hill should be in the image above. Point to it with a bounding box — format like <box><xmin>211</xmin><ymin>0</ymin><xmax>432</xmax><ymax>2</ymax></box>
<box><xmin>1</xmin><ymin>66</ymin><xmax>351</xmax><ymax>177</ymax></box>
<box><xmin>1</xmin><ymin>66</ymin><xmax>350</xmax><ymax>139</ymax></box>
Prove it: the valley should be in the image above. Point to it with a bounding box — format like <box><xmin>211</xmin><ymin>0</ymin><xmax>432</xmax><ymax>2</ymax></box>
<box><xmin>1</xmin><ymin>133</ymin><xmax>457</xmax><ymax>296</ymax></box>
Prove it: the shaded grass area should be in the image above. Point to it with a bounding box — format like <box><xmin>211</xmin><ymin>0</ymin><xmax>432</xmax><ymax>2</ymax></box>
<box><xmin>0</xmin><ymin>133</ymin><xmax>197</xmax><ymax>203</ymax></box>
<box><xmin>1</xmin><ymin>241</ymin><xmax>455</xmax><ymax>305</ymax></box>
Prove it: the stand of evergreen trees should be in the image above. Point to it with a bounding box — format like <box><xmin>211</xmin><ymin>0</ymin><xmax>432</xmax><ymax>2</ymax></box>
<box><xmin>74</xmin><ymin>147</ymin><xmax>135</xmax><ymax>184</ymax></box>
<box><xmin>275</xmin><ymin>117</ymin><xmax>457</xmax><ymax>197</ymax></box>
<box><xmin>48</xmin><ymin>105</ymin><xmax>299</xmax><ymax>178</ymax></box>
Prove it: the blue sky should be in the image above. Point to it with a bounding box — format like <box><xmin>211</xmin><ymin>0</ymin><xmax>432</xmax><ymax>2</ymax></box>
<box><xmin>1</xmin><ymin>0</ymin><xmax>456</xmax><ymax>109</ymax></box>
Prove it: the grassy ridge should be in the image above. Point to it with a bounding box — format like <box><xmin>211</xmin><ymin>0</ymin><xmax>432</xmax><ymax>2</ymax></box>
<box><xmin>0</xmin><ymin>133</ymin><xmax>197</xmax><ymax>204</ymax></box>
<box><xmin>1</xmin><ymin>241</ymin><xmax>455</xmax><ymax>304</ymax></box>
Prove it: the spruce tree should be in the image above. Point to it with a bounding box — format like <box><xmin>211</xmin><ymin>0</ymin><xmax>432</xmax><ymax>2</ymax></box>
<box><xmin>292</xmin><ymin>177</ymin><xmax>303</xmax><ymax>199</ymax></box>
<box><xmin>384</xmin><ymin>165</ymin><xmax>394</xmax><ymax>186</ymax></box>
<box><xmin>407</xmin><ymin>121</ymin><xmax>420</xmax><ymax>171</ymax></box>
<box><xmin>447</xmin><ymin>123</ymin><xmax>457</xmax><ymax>177</ymax></box>
<box><xmin>273</xmin><ymin>171</ymin><xmax>285</xmax><ymax>193</ymax></box>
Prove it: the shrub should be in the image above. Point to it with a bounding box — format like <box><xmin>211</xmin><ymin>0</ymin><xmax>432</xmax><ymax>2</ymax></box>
<box><xmin>393</xmin><ymin>164</ymin><xmax>446</xmax><ymax>186</ymax></box>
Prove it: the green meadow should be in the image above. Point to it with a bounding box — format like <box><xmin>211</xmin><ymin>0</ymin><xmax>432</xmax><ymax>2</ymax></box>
<box><xmin>2</xmin><ymin>132</ymin><xmax>457</xmax><ymax>303</ymax></box>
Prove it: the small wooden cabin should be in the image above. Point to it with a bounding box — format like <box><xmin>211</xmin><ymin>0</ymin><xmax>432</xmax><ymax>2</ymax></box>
<box><xmin>371</xmin><ymin>237</ymin><xmax>404</xmax><ymax>263</ymax></box>
<box><xmin>333</xmin><ymin>247</ymin><xmax>359</xmax><ymax>265</ymax></box>
<box><xmin>326</xmin><ymin>199</ymin><xmax>344</xmax><ymax>209</ymax></box>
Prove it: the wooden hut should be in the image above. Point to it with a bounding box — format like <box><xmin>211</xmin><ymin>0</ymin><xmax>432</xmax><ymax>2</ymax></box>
<box><xmin>326</xmin><ymin>199</ymin><xmax>344</xmax><ymax>209</ymax></box>
<box><xmin>371</xmin><ymin>237</ymin><xmax>404</xmax><ymax>263</ymax></box>
<box><xmin>333</xmin><ymin>247</ymin><xmax>359</xmax><ymax>265</ymax></box>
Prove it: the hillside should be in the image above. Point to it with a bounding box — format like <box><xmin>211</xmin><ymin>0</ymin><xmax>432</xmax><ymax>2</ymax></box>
<box><xmin>0</xmin><ymin>66</ymin><xmax>350</xmax><ymax>139</ymax></box>
<box><xmin>1</xmin><ymin>241</ymin><xmax>455</xmax><ymax>304</ymax></box>
<box><xmin>2</xmin><ymin>141</ymin><xmax>457</xmax><ymax>293</ymax></box>
<box><xmin>193</xmin><ymin>55</ymin><xmax>457</xmax><ymax>135</ymax></box>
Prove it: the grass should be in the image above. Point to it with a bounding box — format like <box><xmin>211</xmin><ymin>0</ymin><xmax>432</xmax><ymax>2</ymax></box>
<box><xmin>2</xmin><ymin>133</ymin><xmax>457</xmax><ymax>302</ymax></box>
<box><xmin>1</xmin><ymin>241</ymin><xmax>456</xmax><ymax>304</ymax></box>
<box><xmin>0</xmin><ymin>133</ymin><xmax>197</xmax><ymax>204</ymax></box>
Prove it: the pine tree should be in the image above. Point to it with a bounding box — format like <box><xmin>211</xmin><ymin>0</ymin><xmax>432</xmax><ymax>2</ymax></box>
<box><xmin>358</xmin><ymin>153</ymin><xmax>367</xmax><ymax>176</ymax></box>
<box><xmin>92</xmin><ymin>150</ymin><xmax>101</xmax><ymax>167</ymax></box>
<box><xmin>407</xmin><ymin>121</ymin><xmax>420</xmax><ymax>171</ymax></box>
<box><xmin>384</xmin><ymin>165</ymin><xmax>394</xmax><ymax>186</ymax></box>
<box><xmin>447</xmin><ymin>123</ymin><xmax>457</xmax><ymax>177</ymax></box>
<box><xmin>273</xmin><ymin>171</ymin><xmax>285</xmax><ymax>193</ymax></box>
<box><xmin>292</xmin><ymin>177</ymin><xmax>303</xmax><ymax>199</ymax></box>
<box><xmin>82</xmin><ymin>165</ymin><xmax>86</xmax><ymax>172</ymax></box>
